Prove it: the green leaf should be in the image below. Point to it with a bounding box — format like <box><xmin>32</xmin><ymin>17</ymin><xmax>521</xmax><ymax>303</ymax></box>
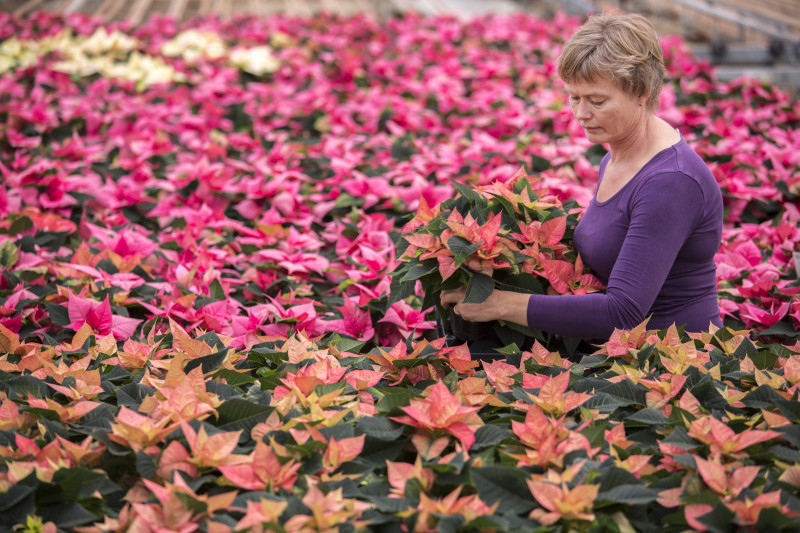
<box><xmin>208</xmin><ymin>278</ymin><xmax>225</xmax><ymax>301</ymax></box>
<box><xmin>40</xmin><ymin>503</ymin><xmax>98</xmax><ymax>528</ymax></box>
<box><xmin>750</xmin><ymin>350</ymin><xmax>779</xmax><ymax>370</ymax></box>
<box><xmin>450</xmin><ymin>179</ymin><xmax>484</xmax><ymax>203</ymax></box>
<box><xmin>492</xmin><ymin>194</ymin><xmax>517</xmax><ymax>218</ymax></box>
<box><xmin>356</xmin><ymin>416</ymin><xmax>404</xmax><ymax>441</ymax></box>
<box><xmin>596</xmin><ymin>484</ymin><xmax>659</xmax><ymax>506</ymax></box>
<box><xmin>212</xmin><ymin>368</ymin><xmax>256</xmax><ymax>387</ymax></box>
<box><xmin>495</xmin><ymin>273</ymin><xmax>543</xmax><ymax>294</ymax></box>
<box><xmin>757</xmin><ymin>506</ymin><xmax>799</xmax><ymax>530</ymax></box>
<box><xmin>776</xmin><ymin>425</ymin><xmax>800</xmax><ymax>449</ymax></box>
<box><xmin>44</xmin><ymin>302</ymin><xmax>71</xmax><ymax>327</ymax></box>
<box><xmin>472</xmin><ymin>424</ymin><xmax>511</xmax><ymax>450</ymax></box>
<box><xmin>732</xmin><ymin>336</ymin><xmax>758</xmax><ymax>359</ymax></box>
<box><xmin>5</xmin><ymin>374</ymin><xmax>48</xmax><ymax>398</ymax></box>
<box><xmin>49</xmin><ymin>467</ymin><xmax>121</xmax><ymax>500</ymax></box>
<box><xmin>463</xmin><ymin>272</ymin><xmax>494</xmax><ymax>304</ymax></box>
<box><xmin>116</xmin><ymin>383</ymin><xmax>154</xmax><ymax>409</ymax></box>
<box><xmin>446</xmin><ymin>236</ymin><xmax>480</xmax><ymax>266</ymax></box>
<box><xmin>759</xmin><ymin>320</ymin><xmax>800</xmax><ymax>339</ymax></box>
<box><xmin>375</xmin><ymin>387</ymin><xmax>417</xmax><ymax>414</ymax></box>
<box><xmin>472</xmin><ymin>465</ymin><xmax>536</xmax><ymax>514</ymax></box>
<box><xmin>598</xmin><ymin>379</ymin><xmax>647</xmax><ymax>406</ymax></box>
<box><xmin>626</xmin><ymin>408</ymin><xmax>671</xmax><ymax>426</ymax></box>
<box><xmin>583</xmin><ymin>392</ymin><xmax>634</xmax><ymax>413</ymax></box>
<box><xmin>358</xmin><ymin>437</ymin><xmax>407</xmax><ymax>466</ymax></box>
<box><xmin>580</xmin><ymin>424</ymin><xmax>607</xmax><ymax>449</ymax></box>
<box><xmin>8</xmin><ymin>216</ymin><xmax>33</xmax><ymax>236</ymax></box>
<box><xmin>695</xmin><ymin>503</ymin><xmax>736</xmax><ymax>533</ymax></box>
<box><xmin>0</xmin><ymin>485</ymin><xmax>34</xmax><ymax>512</ymax></box>
<box><xmin>176</xmin><ymin>492</ymin><xmax>209</xmax><ymax>514</ymax></box>
<box><xmin>401</xmin><ymin>262</ymin><xmax>438</xmax><ymax>282</ymax></box>
<box><xmin>214</xmin><ymin>399</ymin><xmax>273</xmax><ymax>433</ymax></box>
<box><xmin>136</xmin><ymin>450</ymin><xmax>157</xmax><ymax>479</ymax></box>
<box><xmin>184</xmin><ymin>349</ymin><xmax>228</xmax><ymax>374</ymax></box>
<box><xmin>662</xmin><ymin>426</ymin><xmax>700</xmax><ymax>450</ymax></box>
<box><xmin>0</xmin><ymin>240</ymin><xmax>19</xmax><ymax>269</ymax></box>
<box><xmin>530</xmin><ymin>153</ymin><xmax>551</xmax><ymax>172</ymax></box>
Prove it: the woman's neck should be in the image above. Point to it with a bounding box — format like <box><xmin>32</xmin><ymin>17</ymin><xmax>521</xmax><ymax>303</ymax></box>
<box><xmin>607</xmin><ymin>115</ymin><xmax>679</xmax><ymax>166</ymax></box>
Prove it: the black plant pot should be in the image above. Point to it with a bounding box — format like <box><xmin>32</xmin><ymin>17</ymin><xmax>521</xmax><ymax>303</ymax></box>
<box><xmin>448</xmin><ymin>310</ymin><xmax>496</xmax><ymax>343</ymax></box>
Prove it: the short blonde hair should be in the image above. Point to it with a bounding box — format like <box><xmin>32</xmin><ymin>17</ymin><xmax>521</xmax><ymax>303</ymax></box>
<box><xmin>557</xmin><ymin>13</ymin><xmax>665</xmax><ymax>111</ymax></box>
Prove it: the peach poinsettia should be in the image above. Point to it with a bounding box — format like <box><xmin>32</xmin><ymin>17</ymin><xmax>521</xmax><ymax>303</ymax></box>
<box><xmin>283</xmin><ymin>479</ymin><xmax>371</xmax><ymax>532</ymax></box>
<box><xmin>234</xmin><ymin>498</ymin><xmax>289</xmax><ymax>533</ymax></box>
<box><xmin>218</xmin><ymin>439</ymin><xmax>302</xmax><ymax>492</ymax></box>
<box><xmin>507</xmin><ymin>405</ymin><xmax>596</xmax><ymax>469</ymax></box>
<box><xmin>415</xmin><ymin>487</ymin><xmax>499</xmax><ymax>532</ymax></box>
<box><xmin>137</xmin><ymin>362</ymin><xmax>222</xmax><ymax>423</ymax></box>
<box><xmin>631</xmin><ymin>372</ymin><xmax>688</xmax><ymax>413</ymax></box>
<box><xmin>676</xmin><ymin>458</ymin><xmax>791</xmax><ymax>531</ymax></box>
<box><xmin>109</xmin><ymin>406</ymin><xmax>181</xmax><ymax>455</ymax></box>
<box><xmin>442</xmin><ymin>210</ymin><xmax>520</xmax><ymax>277</ymax></box>
<box><xmin>288</xmin><ymin>424</ymin><xmax>366</xmax><ymax>476</ymax></box>
<box><xmin>156</xmin><ymin>440</ymin><xmax>198</xmax><ymax>482</ymax></box>
<box><xmin>522</xmin><ymin>340</ymin><xmax>572</xmax><ymax>369</ymax></box>
<box><xmin>688</xmin><ymin>415</ymin><xmax>779</xmax><ymax>459</ymax></box>
<box><xmin>272</xmin><ymin>359</ymin><xmax>348</xmax><ymax>400</ymax></box>
<box><xmin>387</xmin><ymin>456</ymin><xmax>435</xmax><ymax>497</ymax></box>
<box><xmin>25</xmin><ymin>394</ymin><xmax>101</xmax><ymax>424</ymax></box>
<box><xmin>482</xmin><ymin>359</ymin><xmax>518</xmax><ymax>393</ymax></box>
<box><xmin>604</xmin><ymin>424</ymin><xmax>656</xmax><ymax>477</ymax></box>
<box><xmin>365</xmin><ymin>338</ymin><xmax>449</xmax><ymax>385</ymax></box>
<box><xmin>593</xmin><ymin>319</ymin><xmax>653</xmax><ymax>362</ymax></box>
<box><xmin>178</xmin><ymin>422</ymin><xmax>245</xmax><ymax>470</ymax></box>
<box><xmin>456</xmin><ymin>376</ymin><xmax>507</xmax><ymax>408</ymax></box>
<box><xmin>473</xmin><ymin>167</ymin><xmax>561</xmax><ymax>214</ymax></box>
<box><xmin>1</xmin><ymin>434</ymin><xmax>105</xmax><ymax>484</ymax></box>
<box><xmin>390</xmin><ymin>380</ymin><xmax>483</xmax><ymax>450</ymax></box>
<box><xmin>127</xmin><ymin>476</ymin><xmax>237</xmax><ymax>533</ymax></box>
<box><xmin>694</xmin><ymin>457</ymin><xmax>761</xmax><ymax>499</ymax></box>
<box><xmin>518</xmin><ymin>371</ymin><xmax>592</xmax><ymax>417</ymax></box>
<box><xmin>0</xmin><ymin>396</ymin><xmax>36</xmax><ymax>431</ymax></box>
<box><xmin>528</xmin><ymin>463</ymin><xmax>600</xmax><ymax>526</ymax></box>
<box><xmin>105</xmin><ymin>337</ymin><xmax>173</xmax><ymax>371</ymax></box>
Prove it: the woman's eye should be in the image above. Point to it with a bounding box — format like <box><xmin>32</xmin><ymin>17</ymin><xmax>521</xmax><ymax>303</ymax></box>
<box><xmin>590</xmin><ymin>100</ymin><xmax>604</xmax><ymax>106</ymax></box>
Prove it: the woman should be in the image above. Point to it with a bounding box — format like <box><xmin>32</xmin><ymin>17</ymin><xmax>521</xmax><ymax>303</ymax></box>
<box><xmin>441</xmin><ymin>12</ymin><xmax>724</xmax><ymax>341</ymax></box>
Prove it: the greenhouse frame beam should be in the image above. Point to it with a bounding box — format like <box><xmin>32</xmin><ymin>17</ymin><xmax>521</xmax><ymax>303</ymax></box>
<box><xmin>670</xmin><ymin>0</ymin><xmax>799</xmax><ymax>44</ymax></box>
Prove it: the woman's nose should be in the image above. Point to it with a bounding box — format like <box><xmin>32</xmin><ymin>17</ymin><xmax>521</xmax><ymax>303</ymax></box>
<box><xmin>574</xmin><ymin>100</ymin><xmax>591</xmax><ymax>120</ymax></box>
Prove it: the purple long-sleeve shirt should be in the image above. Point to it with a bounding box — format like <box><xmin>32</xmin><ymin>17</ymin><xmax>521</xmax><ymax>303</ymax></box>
<box><xmin>526</xmin><ymin>137</ymin><xmax>724</xmax><ymax>340</ymax></box>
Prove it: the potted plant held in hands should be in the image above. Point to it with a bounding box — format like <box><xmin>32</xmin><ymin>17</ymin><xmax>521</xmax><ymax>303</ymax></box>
<box><xmin>388</xmin><ymin>166</ymin><xmax>604</xmax><ymax>352</ymax></box>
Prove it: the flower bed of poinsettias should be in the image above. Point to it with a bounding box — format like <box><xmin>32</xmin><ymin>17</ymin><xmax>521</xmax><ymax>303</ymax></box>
<box><xmin>1</xmin><ymin>8</ymin><xmax>800</xmax><ymax>532</ymax></box>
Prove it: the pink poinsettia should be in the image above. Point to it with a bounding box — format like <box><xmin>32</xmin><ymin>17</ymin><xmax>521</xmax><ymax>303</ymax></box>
<box><xmin>67</xmin><ymin>292</ymin><xmax>142</xmax><ymax>340</ymax></box>
<box><xmin>377</xmin><ymin>300</ymin><xmax>437</xmax><ymax>343</ymax></box>
<box><xmin>322</xmin><ymin>297</ymin><xmax>375</xmax><ymax>342</ymax></box>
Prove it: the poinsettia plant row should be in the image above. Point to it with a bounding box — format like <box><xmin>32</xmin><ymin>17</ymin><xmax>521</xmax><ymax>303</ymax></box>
<box><xmin>1</xmin><ymin>8</ymin><xmax>800</xmax><ymax>532</ymax></box>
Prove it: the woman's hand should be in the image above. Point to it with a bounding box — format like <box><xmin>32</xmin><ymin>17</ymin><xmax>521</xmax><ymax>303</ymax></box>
<box><xmin>441</xmin><ymin>287</ymin><xmax>530</xmax><ymax>327</ymax></box>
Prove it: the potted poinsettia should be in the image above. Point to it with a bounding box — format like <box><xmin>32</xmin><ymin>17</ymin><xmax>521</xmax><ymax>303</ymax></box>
<box><xmin>388</xmin><ymin>166</ymin><xmax>603</xmax><ymax>350</ymax></box>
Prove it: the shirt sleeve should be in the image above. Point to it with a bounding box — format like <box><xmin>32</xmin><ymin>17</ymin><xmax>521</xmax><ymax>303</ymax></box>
<box><xmin>525</xmin><ymin>172</ymin><xmax>705</xmax><ymax>340</ymax></box>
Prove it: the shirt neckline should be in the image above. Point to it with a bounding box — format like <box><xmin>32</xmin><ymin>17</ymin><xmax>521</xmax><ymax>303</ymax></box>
<box><xmin>593</xmin><ymin>135</ymin><xmax>685</xmax><ymax>206</ymax></box>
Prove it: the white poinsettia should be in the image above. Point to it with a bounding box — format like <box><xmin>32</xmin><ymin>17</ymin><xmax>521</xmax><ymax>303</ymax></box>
<box><xmin>160</xmin><ymin>29</ymin><xmax>227</xmax><ymax>63</ymax></box>
<box><xmin>103</xmin><ymin>51</ymin><xmax>187</xmax><ymax>90</ymax></box>
<box><xmin>77</xmin><ymin>28</ymin><xmax>138</xmax><ymax>56</ymax></box>
<box><xmin>0</xmin><ymin>30</ymin><xmax>73</xmax><ymax>73</ymax></box>
<box><xmin>229</xmin><ymin>45</ymin><xmax>280</xmax><ymax>76</ymax></box>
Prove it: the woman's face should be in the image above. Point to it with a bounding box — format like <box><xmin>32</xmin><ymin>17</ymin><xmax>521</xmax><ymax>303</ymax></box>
<box><xmin>563</xmin><ymin>76</ymin><xmax>646</xmax><ymax>147</ymax></box>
